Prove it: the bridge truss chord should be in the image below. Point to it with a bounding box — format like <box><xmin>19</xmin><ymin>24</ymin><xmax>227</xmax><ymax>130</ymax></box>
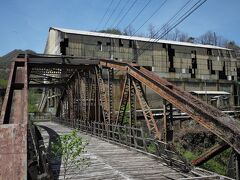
<box><xmin>0</xmin><ymin>54</ymin><xmax>240</xmax><ymax>179</ymax></box>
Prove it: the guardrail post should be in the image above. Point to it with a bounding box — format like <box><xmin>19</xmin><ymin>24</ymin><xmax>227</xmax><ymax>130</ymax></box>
<box><xmin>140</xmin><ymin>128</ymin><xmax>147</xmax><ymax>151</ymax></box>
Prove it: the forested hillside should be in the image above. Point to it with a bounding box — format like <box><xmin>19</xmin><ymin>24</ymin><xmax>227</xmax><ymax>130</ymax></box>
<box><xmin>0</xmin><ymin>49</ymin><xmax>35</xmax><ymax>87</ymax></box>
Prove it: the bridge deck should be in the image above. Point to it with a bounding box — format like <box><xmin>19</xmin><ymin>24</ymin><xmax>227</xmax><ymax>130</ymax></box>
<box><xmin>38</xmin><ymin>121</ymin><xmax>230</xmax><ymax>180</ymax></box>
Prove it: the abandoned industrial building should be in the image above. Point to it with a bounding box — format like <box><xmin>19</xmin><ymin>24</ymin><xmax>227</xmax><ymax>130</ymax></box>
<box><xmin>2</xmin><ymin>0</ymin><xmax>240</xmax><ymax>178</ymax></box>
<box><xmin>2</xmin><ymin>26</ymin><xmax>240</xmax><ymax>179</ymax></box>
<box><xmin>44</xmin><ymin>27</ymin><xmax>239</xmax><ymax>110</ymax></box>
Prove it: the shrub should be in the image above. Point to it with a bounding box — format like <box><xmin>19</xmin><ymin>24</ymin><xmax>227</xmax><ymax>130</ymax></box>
<box><xmin>51</xmin><ymin>130</ymin><xmax>90</xmax><ymax>179</ymax></box>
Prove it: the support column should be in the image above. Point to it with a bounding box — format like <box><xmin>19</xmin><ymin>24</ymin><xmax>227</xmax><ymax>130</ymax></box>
<box><xmin>236</xmin><ymin>152</ymin><xmax>240</xmax><ymax>180</ymax></box>
<box><xmin>129</xmin><ymin>77</ymin><xmax>136</xmax><ymax>127</ymax></box>
<box><xmin>163</xmin><ymin>99</ymin><xmax>173</xmax><ymax>143</ymax></box>
<box><xmin>108</xmin><ymin>68</ymin><xmax>114</xmax><ymax>122</ymax></box>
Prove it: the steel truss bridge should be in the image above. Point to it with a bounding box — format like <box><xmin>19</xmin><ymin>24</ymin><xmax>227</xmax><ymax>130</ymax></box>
<box><xmin>0</xmin><ymin>54</ymin><xmax>240</xmax><ymax>179</ymax></box>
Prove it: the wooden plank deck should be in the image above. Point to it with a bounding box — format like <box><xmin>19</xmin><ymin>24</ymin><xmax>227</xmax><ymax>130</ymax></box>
<box><xmin>37</xmin><ymin>121</ymin><xmax>231</xmax><ymax>180</ymax></box>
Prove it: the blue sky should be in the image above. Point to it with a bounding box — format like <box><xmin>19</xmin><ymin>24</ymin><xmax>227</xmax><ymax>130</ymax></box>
<box><xmin>0</xmin><ymin>0</ymin><xmax>239</xmax><ymax>56</ymax></box>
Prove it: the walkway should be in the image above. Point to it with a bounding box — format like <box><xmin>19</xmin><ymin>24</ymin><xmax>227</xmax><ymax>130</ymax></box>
<box><xmin>38</xmin><ymin>121</ymin><xmax>231</xmax><ymax>180</ymax></box>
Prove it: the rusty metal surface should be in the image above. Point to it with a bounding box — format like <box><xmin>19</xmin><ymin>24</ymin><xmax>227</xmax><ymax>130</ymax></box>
<box><xmin>95</xmin><ymin>67</ymin><xmax>110</xmax><ymax>125</ymax></box>
<box><xmin>192</xmin><ymin>142</ymin><xmax>230</xmax><ymax>166</ymax></box>
<box><xmin>100</xmin><ymin>59</ymin><xmax>240</xmax><ymax>154</ymax></box>
<box><xmin>0</xmin><ymin>58</ymin><xmax>28</xmax><ymax>179</ymax></box>
<box><xmin>0</xmin><ymin>124</ymin><xmax>27</xmax><ymax>179</ymax></box>
<box><xmin>1</xmin><ymin>55</ymin><xmax>239</xmax><ymax>179</ymax></box>
<box><xmin>132</xmin><ymin>79</ymin><xmax>161</xmax><ymax>139</ymax></box>
<box><xmin>0</xmin><ymin>61</ymin><xmax>15</xmax><ymax>124</ymax></box>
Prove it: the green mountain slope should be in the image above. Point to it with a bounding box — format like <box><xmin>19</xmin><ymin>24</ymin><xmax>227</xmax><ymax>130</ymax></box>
<box><xmin>0</xmin><ymin>49</ymin><xmax>36</xmax><ymax>84</ymax></box>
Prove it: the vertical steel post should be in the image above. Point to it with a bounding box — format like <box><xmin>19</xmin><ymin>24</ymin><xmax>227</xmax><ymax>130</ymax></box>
<box><xmin>163</xmin><ymin>99</ymin><xmax>173</xmax><ymax>143</ymax></box>
<box><xmin>129</xmin><ymin>77</ymin><xmax>136</xmax><ymax>127</ymax></box>
<box><xmin>236</xmin><ymin>152</ymin><xmax>240</xmax><ymax>180</ymax></box>
<box><xmin>108</xmin><ymin>68</ymin><xmax>114</xmax><ymax>122</ymax></box>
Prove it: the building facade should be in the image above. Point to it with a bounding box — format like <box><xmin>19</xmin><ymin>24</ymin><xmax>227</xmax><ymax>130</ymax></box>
<box><xmin>44</xmin><ymin>27</ymin><xmax>240</xmax><ymax>108</ymax></box>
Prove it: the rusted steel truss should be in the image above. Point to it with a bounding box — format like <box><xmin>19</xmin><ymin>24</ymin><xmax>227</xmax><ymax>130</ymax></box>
<box><xmin>0</xmin><ymin>58</ymin><xmax>28</xmax><ymax>179</ymax></box>
<box><xmin>100</xmin><ymin>59</ymin><xmax>240</xmax><ymax>155</ymax></box>
<box><xmin>1</xmin><ymin>54</ymin><xmax>240</xmax><ymax>179</ymax></box>
<box><xmin>132</xmin><ymin>79</ymin><xmax>161</xmax><ymax>139</ymax></box>
<box><xmin>192</xmin><ymin>142</ymin><xmax>230</xmax><ymax>166</ymax></box>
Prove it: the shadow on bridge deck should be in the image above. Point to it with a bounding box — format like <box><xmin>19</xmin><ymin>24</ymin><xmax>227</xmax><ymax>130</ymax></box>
<box><xmin>38</xmin><ymin>125</ymin><xmax>61</xmax><ymax>179</ymax></box>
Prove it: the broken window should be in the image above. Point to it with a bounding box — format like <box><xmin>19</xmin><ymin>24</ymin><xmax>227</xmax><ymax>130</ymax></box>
<box><xmin>106</xmin><ymin>42</ymin><xmax>111</xmax><ymax>46</ymax></box>
<box><xmin>191</xmin><ymin>50</ymin><xmax>197</xmax><ymax>69</ymax></box>
<box><xmin>129</xmin><ymin>40</ymin><xmax>133</xmax><ymax>48</ymax></box>
<box><xmin>207</xmin><ymin>59</ymin><xmax>215</xmax><ymax>74</ymax></box>
<box><xmin>119</xmin><ymin>39</ymin><xmax>123</xmax><ymax>47</ymax></box>
<box><xmin>219</xmin><ymin>61</ymin><xmax>227</xmax><ymax>80</ymax></box>
<box><xmin>168</xmin><ymin>45</ymin><xmax>175</xmax><ymax>72</ymax></box>
<box><xmin>207</xmin><ymin>48</ymin><xmax>212</xmax><ymax>56</ymax></box>
<box><xmin>207</xmin><ymin>59</ymin><xmax>212</xmax><ymax>70</ymax></box>
<box><xmin>226</xmin><ymin>50</ymin><xmax>231</xmax><ymax>58</ymax></box>
<box><xmin>219</xmin><ymin>50</ymin><xmax>224</xmax><ymax>57</ymax></box>
<box><xmin>60</xmin><ymin>38</ymin><xmax>69</xmax><ymax>55</ymax></box>
<box><xmin>97</xmin><ymin>41</ymin><xmax>102</xmax><ymax>51</ymax></box>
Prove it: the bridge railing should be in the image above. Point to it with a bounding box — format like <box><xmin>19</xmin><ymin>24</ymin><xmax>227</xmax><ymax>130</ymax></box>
<box><xmin>29</xmin><ymin>112</ymin><xmax>52</xmax><ymax>122</ymax></box>
<box><xmin>52</xmin><ymin>117</ymin><xmax>191</xmax><ymax>171</ymax></box>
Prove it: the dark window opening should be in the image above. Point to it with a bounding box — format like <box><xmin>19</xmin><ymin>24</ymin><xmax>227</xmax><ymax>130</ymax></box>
<box><xmin>191</xmin><ymin>50</ymin><xmax>197</xmax><ymax>78</ymax></box>
<box><xmin>106</xmin><ymin>42</ymin><xmax>111</xmax><ymax>46</ymax></box>
<box><xmin>162</xmin><ymin>43</ymin><xmax>166</xmax><ymax>49</ymax></box>
<box><xmin>129</xmin><ymin>40</ymin><xmax>133</xmax><ymax>48</ymax></box>
<box><xmin>143</xmin><ymin>66</ymin><xmax>152</xmax><ymax>71</ymax></box>
<box><xmin>119</xmin><ymin>39</ymin><xmax>123</xmax><ymax>47</ymax></box>
<box><xmin>97</xmin><ymin>41</ymin><xmax>102</xmax><ymax>51</ymax></box>
<box><xmin>234</xmin><ymin>84</ymin><xmax>238</xmax><ymax>105</ymax></box>
<box><xmin>168</xmin><ymin>45</ymin><xmax>175</xmax><ymax>72</ymax></box>
<box><xmin>192</xmin><ymin>58</ymin><xmax>197</xmax><ymax>69</ymax></box>
<box><xmin>219</xmin><ymin>50</ymin><xmax>224</xmax><ymax>57</ymax></box>
<box><xmin>207</xmin><ymin>59</ymin><xmax>212</xmax><ymax>70</ymax></box>
<box><xmin>207</xmin><ymin>48</ymin><xmax>212</xmax><ymax>56</ymax></box>
<box><xmin>219</xmin><ymin>62</ymin><xmax>227</xmax><ymax>80</ymax></box>
<box><xmin>191</xmin><ymin>69</ymin><xmax>196</xmax><ymax>78</ymax></box>
<box><xmin>207</xmin><ymin>59</ymin><xmax>215</xmax><ymax>74</ymax></box>
<box><xmin>60</xmin><ymin>38</ymin><xmax>69</xmax><ymax>55</ymax></box>
<box><xmin>237</xmin><ymin>68</ymin><xmax>240</xmax><ymax>81</ymax></box>
<box><xmin>191</xmin><ymin>50</ymin><xmax>197</xmax><ymax>55</ymax></box>
<box><xmin>226</xmin><ymin>50</ymin><xmax>231</xmax><ymax>58</ymax></box>
<box><xmin>232</xmin><ymin>51</ymin><xmax>237</xmax><ymax>58</ymax></box>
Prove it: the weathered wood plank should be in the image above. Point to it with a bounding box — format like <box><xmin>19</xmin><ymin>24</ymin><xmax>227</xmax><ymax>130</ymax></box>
<box><xmin>37</xmin><ymin>122</ymin><xmax>232</xmax><ymax>180</ymax></box>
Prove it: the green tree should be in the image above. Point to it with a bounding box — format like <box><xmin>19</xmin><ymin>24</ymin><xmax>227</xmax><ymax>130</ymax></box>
<box><xmin>0</xmin><ymin>79</ymin><xmax>7</xmax><ymax>88</ymax></box>
<box><xmin>99</xmin><ymin>28</ymin><xmax>123</xmax><ymax>35</ymax></box>
<box><xmin>51</xmin><ymin>130</ymin><xmax>90</xmax><ymax>180</ymax></box>
<box><xmin>28</xmin><ymin>89</ymin><xmax>39</xmax><ymax>113</ymax></box>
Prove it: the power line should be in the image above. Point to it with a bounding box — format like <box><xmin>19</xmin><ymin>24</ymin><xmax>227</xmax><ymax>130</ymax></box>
<box><xmin>130</xmin><ymin>0</ymin><xmax>168</xmax><ymax>37</ymax></box>
<box><xmin>137</xmin><ymin>0</ymin><xmax>207</xmax><ymax>57</ymax></box>
<box><xmin>124</xmin><ymin>0</ymin><xmax>152</xmax><ymax>31</ymax></box>
<box><xmin>103</xmin><ymin>0</ymin><xmax>122</xmax><ymax>29</ymax></box>
<box><xmin>95</xmin><ymin>0</ymin><xmax>114</xmax><ymax>31</ymax></box>
<box><xmin>114</xmin><ymin>0</ymin><xmax>138</xmax><ymax>29</ymax></box>
<box><xmin>110</xmin><ymin>0</ymin><xmax>131</xmax><ymax>28</ymax></box>
<box><xmin>156</xmin><ymin>0</ymin><xmax>206</xmax><ymax>41</ymax></box>
<box><xmin>159</xmin><ymin>0</ymin><xmax>207</xmax><ymax>39</ymax></box>
<box><xmin>148</xmin><ymin>0</ymin><xmax>194</xmax><ymax>39</ymax></box>
<box><xmin>132</xmin><ymin>0</ymin><xmax>194</xmax><ymax>56</ymax></box>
